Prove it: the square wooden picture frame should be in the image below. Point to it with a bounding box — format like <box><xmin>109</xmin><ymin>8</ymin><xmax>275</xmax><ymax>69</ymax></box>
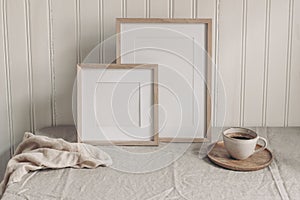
<box><xmin>77</xmin><ymin>63</ymin><xmax>159</xmax><ymax>145</ymax></box>
<box><xmin>116</xmin><ymin>18</ymin><xmax>212</xmax><ymax>143</ymax></box>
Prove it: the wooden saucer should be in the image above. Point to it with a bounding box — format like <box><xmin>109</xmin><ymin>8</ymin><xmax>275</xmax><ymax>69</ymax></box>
<box><xmin>207</xmin><ymin>141</ymin><xmax>273</xmax><ymax>171</ymax></box>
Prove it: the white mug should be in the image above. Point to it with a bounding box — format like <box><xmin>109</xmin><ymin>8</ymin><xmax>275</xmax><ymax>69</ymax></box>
<box><xmin>222</xmin><ymin>127</ymin><xmax>267</xmax><ymax>160</ymax></box>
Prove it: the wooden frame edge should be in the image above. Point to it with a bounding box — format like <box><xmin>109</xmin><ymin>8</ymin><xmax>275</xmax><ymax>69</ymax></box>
<box><xmin>159</xmin><ymin>137</ymin><xmax>209</xmax><ymax>143</ymax></box>
<box><xmin>116</xmin><ymin>18</ymin><xmax>212</xmax><ymax>24</ymax></box>
<box><xmin>206</xmin><ymin>18</ymin><xmax>212</xmax><ymax>142</ymax></box>
<box><xmin>82</xmin><ymin>140</ymin><xmax>158</xmax><ymax>146</ymax></box>
<box><xmin>116</xmin><ymin>19</ymin><xmax>121</xmax><ymax>64</ymax></box>
<box><xmin>78</xmin><ymin>63</ymin><xmax>158</xmax><ymax>69</ymax></box>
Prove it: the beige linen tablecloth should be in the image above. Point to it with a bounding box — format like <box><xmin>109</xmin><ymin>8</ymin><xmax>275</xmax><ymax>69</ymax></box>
<box><xmin>0</xmin><ymin>132</ymin><xmax>112</xmax><ymax>197</ymax></box>
<box><xmin>1</xmin><ymin>128</ymin><xmax>299</xmax><ymax>200</ymax></box>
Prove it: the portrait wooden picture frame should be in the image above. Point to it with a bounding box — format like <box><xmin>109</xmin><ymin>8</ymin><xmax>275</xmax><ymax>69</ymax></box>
<box><xmin>77</xmin><ymin>63</ymin><xmax>159</xmax><ymax>146</ymax></box>
<box><xmin>116</xmin><ymin>18</ymin><xmax>212</xmax><ymax>143</ymax></box>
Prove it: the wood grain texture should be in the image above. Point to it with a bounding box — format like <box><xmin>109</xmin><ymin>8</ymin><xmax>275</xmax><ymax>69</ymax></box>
<box><xmin>208</xmin><ymin>141</ymin><xmax>273</xmax><ymax>171</ymax></box>
<box><xmin>52</xmin><ymin>0</ymin><xmax>77</xmax><ymax>125</ymax></box>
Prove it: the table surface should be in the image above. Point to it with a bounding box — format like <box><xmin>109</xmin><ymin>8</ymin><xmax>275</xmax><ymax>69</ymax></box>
<box><xmin>2</xmin><ymin>127</ymin><xmax>300</xmax><ymax>200</ymax></box>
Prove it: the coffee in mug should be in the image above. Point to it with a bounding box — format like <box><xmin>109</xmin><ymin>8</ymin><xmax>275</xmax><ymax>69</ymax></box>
<box><xmin>222</xmin><ymin>128</ymin><xmax>267</xmax><ymax>160</ymax></box>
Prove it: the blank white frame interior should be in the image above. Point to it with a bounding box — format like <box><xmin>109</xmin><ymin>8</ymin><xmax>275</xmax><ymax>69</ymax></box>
<box><xmin>77</xmin><ymin>64</ymin><xmax>159</xmax><ymax>146</ymax></box>
<box><xmin>116</xmin><ymin>18</ymin><xmax>212</xmax><ymax>142</ymax></box>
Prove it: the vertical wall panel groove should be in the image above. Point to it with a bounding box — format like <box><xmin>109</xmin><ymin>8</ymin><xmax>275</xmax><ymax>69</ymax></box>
<box><xmin>266</xmin><ymin>0</ymin><xmax>289</xmax><ymax>126</ymax></box>
<box><xmin>284</xmin><ymin>0</ymin><xmax>294</xmax><ymax>127</ymax></box>
<box><xmin>1</xmin><ymin>0</ymin><xmax>13</xmax><ymax>156</ymax></box>
<box><xmin>99</xmin><ymin>0</ymin><xmax>104</xmax><ymax>63</ymax></box>
<box><xmin>30</xmin><ymin>0</ymin><xmax>52</xmax><ymax>130</ymax></box>
<box><xmin>76</xmin><ymin>0</ymin><xmax>81</xmax><ymax>63</ymax></box>
<box><xmin>146</xmin><ymin>0</ymin><xmax>150</xmax><ymax>18</ymax></box>
<box><xmin>214</xmin><ymin>0</ymin><xmax>220</xmax><ymax>127</ymax></box>
<box><xmin>192</xmin><ymin>0</ymin><xmax>196</xmax><ymax>18</ymax></box>
<box><xmin>24</xmin><ymin>0</ymin><xmax>35</xmax><ymax>132</ymax></box>
<box><xmin>243</xmin><ymin>0</ymin><xmax>266</xmax><ymax>126</ymax></box>
<box><xmin>47</xmin><ymin>0</ymin><xmax>56</xmax><ymax>126</ymax></box>
<box><xmin>7</xmin><ymin>0</ymin><xmax>31</xmax><ymax>150</ymax></box>
<box><xmin>288</xmin><ymin>0</ymin><xmax>300</xmax><ymax>126</ymax></box>
<box><xmin>121</xmin><ymin>0</ymin><xmax>127</xmax><ymax>18</ymax></box>
<box><xmin>239</xmin><ymin>0</ymin><xmax>247</xmax><ymax>126</ymax></box>
<box><xmin>262</xmin><ymin>0</ymin><xmax>270</xmax><ymax>126</ymax></box>
<box><xmin>125</xmin><ymin>0</ymin><xmax>127</xmax><ymax>17</ymax></box>
<box><xmin>168</xmin><ymin>0</ymin><xmax>173</xmax><ymax>18</ymax></box>
<box><xmin>0</xmin><ymin>0</ymin><xmax>11</xmax><ymax>180</ymax></box>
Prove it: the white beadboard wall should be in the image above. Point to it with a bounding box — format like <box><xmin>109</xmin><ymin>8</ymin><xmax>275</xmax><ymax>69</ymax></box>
<box><xmin>0</xmin><ymin>0</ymin><xmax>299</xmax><ymax>177</ymax></box>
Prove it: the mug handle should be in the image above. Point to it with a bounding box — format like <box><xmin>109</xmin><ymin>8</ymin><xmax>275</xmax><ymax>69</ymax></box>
<box><xmin>254</xmin><ymin>136</ymin><xmax>267</xmax><ymax>154</ymax></box>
